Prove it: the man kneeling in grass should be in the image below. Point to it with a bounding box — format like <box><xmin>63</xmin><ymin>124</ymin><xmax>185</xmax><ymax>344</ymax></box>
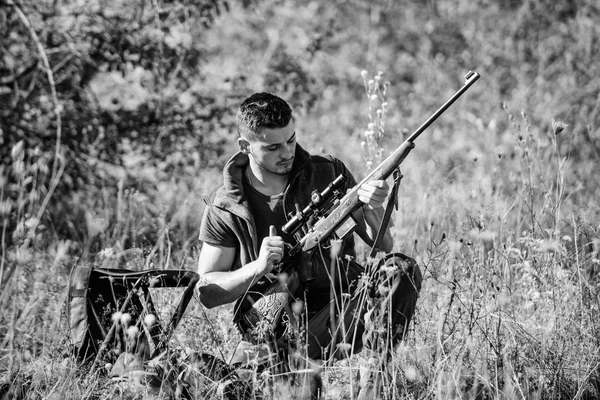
<box><xmin>196</xmin><ymin>92</ymin><xmax>422</xmax><ymax>399</ymax></box>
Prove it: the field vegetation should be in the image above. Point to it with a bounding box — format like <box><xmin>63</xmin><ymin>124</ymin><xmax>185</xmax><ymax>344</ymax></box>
<box><xmin>1</xmin><ymin>0</ymin><xmax>600</xmax><ymax>398</ymax></box>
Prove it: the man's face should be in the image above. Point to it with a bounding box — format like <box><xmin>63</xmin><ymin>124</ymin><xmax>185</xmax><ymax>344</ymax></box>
<box><xmin>240</xmin><ymin>120</ymin><xmax>296</xmax><ymax>176</ymax></box>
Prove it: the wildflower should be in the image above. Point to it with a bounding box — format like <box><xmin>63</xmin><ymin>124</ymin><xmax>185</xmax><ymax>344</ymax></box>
<box><xmin>54</xmin><ymin>240</ymin><xmax>70</xmax><ymax>264</ymax></box>
<box><xmin>12</xmin><ymin>160</ymin><xmax>25</xmax><ymax>179</ymax></box>
<box><xmin>382</xmin><ymin>264</ymin><xmax>399</xmax><ymax>275</ymax></box>
<box><xmin>336</xmin><ymin>342</ymin><xmax>352</xmax><ymax>354</ymax></box>
<box><xmin>552</xmin><ymin>119</ymin><xmax>568</xmax><ymax>135</ymax></box>
<box><xmin>216</xmin><ymin>380</ymin><xmax>234</xmax><ymax>398</ymax></box>
<box><xmin>370</xmin><ymin>94</ymin><xmax>378</xmax><ymax>101</ymax></box>
<box><xmin>277</xmin><ymin>272</ymin><xmax>290</xmax><ymax>285</ymax></box>
<box><xmin>85</xmin><ymin>211</ymin><xmax>108</xmax><ymax>238</ymax></box>
<box><xmin>377</xmin><ymin>284</ymin><xmax>390</xmax><ymax>296</ymax></box>
<box><xmin>15</xmin><ymin>246</ymin><xmax>32</xmax><ymax>264</ymax></box>
<box><xmin>0</xmin><ymin>200</ymin><xmax>12</xmax><ymax>218</ymax></box>
<box><xmin>149</xmin><ymin>276</ymin><xmax>161</xmax><ymax>287</ymax></box>
<box><xmin>24</xmin><ymin>217</ymin><xmax>39</xmax><ymax>229</ymax></box>
<box><xmin>37</xmin><ymin>159</ymin><xmax>49</xmax><ymax>176</ymax></box>
<box><xmin>360</xmin><ymin>70</ymin><xmax>368</xmax><ymax>80</ymax></box>
<box><xmin>404</xmin><ymin>365</ymin><xmax>418</xmax><ymax>382</ymax></box>
<box><xmin>28</xmin><ymin>190</ymin><xmax>39</xmax><ymax>204</ymax></box>
<box><xmin>11</xmin><ymin>141</ymin><xmax>24</xmax><ymax>160</ymax></box>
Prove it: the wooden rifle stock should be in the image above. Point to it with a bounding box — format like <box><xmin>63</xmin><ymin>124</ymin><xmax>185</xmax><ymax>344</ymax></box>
<box><xmin>291</xmin><ymin>71</ymin><xmax>480</xmax><ymax>255</ymax></box>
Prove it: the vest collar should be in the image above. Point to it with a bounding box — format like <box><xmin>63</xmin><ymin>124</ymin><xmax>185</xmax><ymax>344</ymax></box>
<box><xmin>213</xmin><ymin>144</ymin><xmax>312</xmax><ymax>209</ymax></box>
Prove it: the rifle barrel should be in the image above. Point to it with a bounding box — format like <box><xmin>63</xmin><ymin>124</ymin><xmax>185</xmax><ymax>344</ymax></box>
<box><xmin>407</xmin><ymin>71</ymin><xmax>480</xmax><ymax>143</ymax></box>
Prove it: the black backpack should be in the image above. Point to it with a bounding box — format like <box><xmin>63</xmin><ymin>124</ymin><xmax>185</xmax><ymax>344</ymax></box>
<box><xmin>63</xmin><ymin>263</ymin><xmax>199</xmax><ymax>368</ymax></box>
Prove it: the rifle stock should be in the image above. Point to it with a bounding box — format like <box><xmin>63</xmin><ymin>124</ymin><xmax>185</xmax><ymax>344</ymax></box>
<box><xmin>291</xmin><ymin>71</ymin><xmax>480</xmax><ymax>254</ymax></box>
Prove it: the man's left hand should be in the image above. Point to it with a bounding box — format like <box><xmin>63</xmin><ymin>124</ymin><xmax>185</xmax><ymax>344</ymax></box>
<box><xmin>357</xmin><ymin>180</ymin><xmax>389</xmax><ymax>210</ymax></box>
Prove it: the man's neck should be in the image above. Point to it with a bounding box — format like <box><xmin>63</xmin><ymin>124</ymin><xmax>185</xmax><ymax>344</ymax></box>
<box><xmin>246</xmin><ymin>166</ymin><xmax>288</xmax><ymax>196</ymax></box>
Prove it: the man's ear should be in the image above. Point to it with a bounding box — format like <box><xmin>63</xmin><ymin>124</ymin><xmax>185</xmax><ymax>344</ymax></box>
<box><xmin>238</xmin><ymin>137</ymin><xmax>251</xmax><ymax>154</ymax></box>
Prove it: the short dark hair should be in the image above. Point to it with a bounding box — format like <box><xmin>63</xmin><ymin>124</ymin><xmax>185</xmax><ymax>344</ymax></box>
<box><xmin>236</xmin><ymin>92</ymin><xmax>293</xmax><ymax>139</ymax></box>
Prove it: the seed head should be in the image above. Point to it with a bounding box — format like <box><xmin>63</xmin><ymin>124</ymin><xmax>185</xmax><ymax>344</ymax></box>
<box><xmin>144</xmin><ymin>314</ymin><xmax>157</xmax><ymax>327</ymax></box>
<box><xmin>120</xmin><ymin>313</ymin><xmax>132</xmax><ymax>326</ymax></box>
<box><xmin>291</xmin><ymin>300</ymin><xmax>304</xmax><ymax>316</ymax></box>
<box><xmin>112</xmin><ymin>312</ymin><xmax>123</xmax><ymax>323</ymax></box>
<box><xmin>330</xmin><ymin>239</ymin><xmax>343</xmax><ymax>258</ymax></box>
<box><xmin>126</xmin><ymin>325</ymin><xmax>139</xmax><ymax>339</ymax></box>
<box><xmin>0</xmin><ymin>201</ymin><xmax>12</xmax><ymax>218</ymax></box>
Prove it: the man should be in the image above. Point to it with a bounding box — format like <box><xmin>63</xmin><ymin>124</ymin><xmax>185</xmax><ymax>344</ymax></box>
<box><xmin>197</xmin><ymin>92</ymin><xmax>421</xmax><ymax>397</ymax></box>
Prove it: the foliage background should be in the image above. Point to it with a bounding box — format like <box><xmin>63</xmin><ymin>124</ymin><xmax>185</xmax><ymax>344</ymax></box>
<box><xmin>1</xmin><ymin>0</ymin><xmax>600</xmax><ymax>398</ymax></box>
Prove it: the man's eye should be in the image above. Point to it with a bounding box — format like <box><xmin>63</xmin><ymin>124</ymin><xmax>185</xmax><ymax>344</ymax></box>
<box><xmin>267</xmin><ymin>146</ymin><xmax>278</xmax><ymax>151</ymax></box>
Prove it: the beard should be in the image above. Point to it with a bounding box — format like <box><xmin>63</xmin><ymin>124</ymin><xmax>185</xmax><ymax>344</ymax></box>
<box><xmin>266</xmin><ymin>158</ymin><xmax>293</xmax><ymax>175</ymax></box>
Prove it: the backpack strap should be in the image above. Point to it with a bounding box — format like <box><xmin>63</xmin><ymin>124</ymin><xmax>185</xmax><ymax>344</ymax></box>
<box><xmin>66</xmin><ymin>263</ymin><xmax>95</xmax><ymax>358</ymax></box>
<box><xmin>369</xmin><ymin>167</ymin><xmax>403</xmax><ymax>258</ymax></box>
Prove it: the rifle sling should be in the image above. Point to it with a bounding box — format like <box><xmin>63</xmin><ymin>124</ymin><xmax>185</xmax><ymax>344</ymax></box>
<box><xmin>369</xmin><ymin>168</ymin><xmax>403</xmax><ymax>258</ymax></box>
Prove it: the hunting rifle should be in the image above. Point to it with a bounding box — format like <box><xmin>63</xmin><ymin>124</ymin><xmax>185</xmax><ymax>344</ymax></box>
<box><xmin>282</xmin><ymin>70</ymin><xmax>480</xmax><ymax>255</ymax></box>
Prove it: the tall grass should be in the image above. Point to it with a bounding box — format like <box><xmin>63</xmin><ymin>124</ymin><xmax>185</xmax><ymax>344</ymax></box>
<box><xmin>3</xmin><ymin>0</ymin><xmax>600</xmax><ymax>397</ymax></box>
<box><xmin>395</xmin><ymin>105</ymin><xmax>600</xmax><ymax>399</ymax></box>
<box><xmin>2</xmin><ymin>83</ymin><xmax>600</xmax><ymax>400</ymax></box>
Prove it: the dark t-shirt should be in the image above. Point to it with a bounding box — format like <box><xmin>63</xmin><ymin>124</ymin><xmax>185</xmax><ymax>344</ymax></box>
<box><xmin>242</xmin><ymin>176</ymin><xmax>297</xmax><ymax>251</ymax></box>
<box><xmin>199</xmin><ymin>174</ymin><xmax>296</xmax><ymax>253</ymax></box>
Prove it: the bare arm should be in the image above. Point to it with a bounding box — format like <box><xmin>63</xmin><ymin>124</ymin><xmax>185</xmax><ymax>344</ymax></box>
<box><xmin>352</xmin><ymin>179</ymin><xmax>394</xmax><ymax>253</ymax></box>
<box><xmin>197</xmin><ymin>226</ymin><xmax>284</xmax><ymax>308</ymax></box>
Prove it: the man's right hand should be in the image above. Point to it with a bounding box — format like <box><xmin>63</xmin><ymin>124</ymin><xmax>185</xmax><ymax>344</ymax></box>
<box><xmin>257</xmin><ymin>225</ymin><xmax>284</xmax><ymax>275</ymax></box>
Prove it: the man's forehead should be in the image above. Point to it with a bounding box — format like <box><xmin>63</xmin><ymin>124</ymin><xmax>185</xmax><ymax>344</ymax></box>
<box><xmin>255</xmin><ymin>122</ymin><xmax>295</xmax><ymax>144</ymax></box>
